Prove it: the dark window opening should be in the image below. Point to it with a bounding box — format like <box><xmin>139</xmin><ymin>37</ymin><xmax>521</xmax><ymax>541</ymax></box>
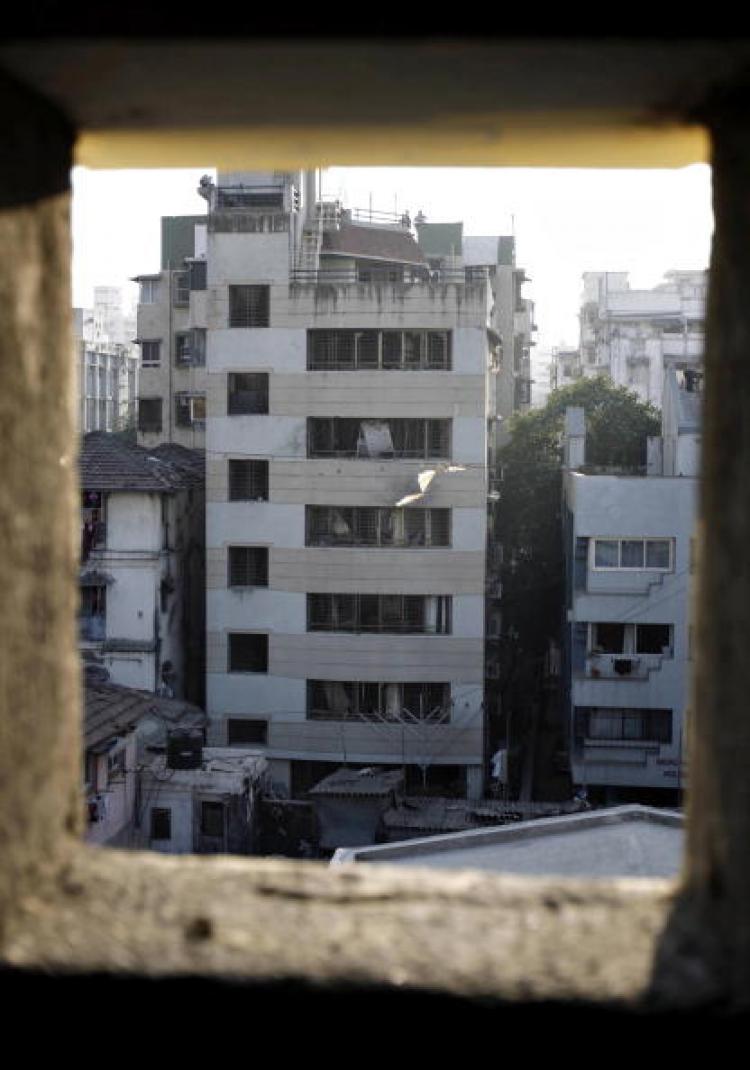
<box><xmin>150</xmin><ymin>808</ymin><xmax>172</xmax><ymax>841</ymax></box>
<box><xmin>307</xmin><ymin>594</ymin><xmax>452</xmax><ymax>634</ymax></box>
<box><xmin>79</xmin><ymin>585</ymin><xmax>106</xmax><ymax>641</ymax></box>
<box><xmin>227</xmin><ymin>719</ymin><xmax>268</xmax><ymax>745</ymax></box>
<box><xmin>636</xmin><ymin>624</ymin><xmax>673</xmax><ymax>654</ymax></box>
<box><xmin>307</xmin><ymin>680</ymin><xmax>450</xmax><ymax>722</ymax></box>
<box><xmin>228</xmin><ymin>633</ymin><xmax>268</xmax><ymax>673</ymax></box>
<box><xmin>307</xmin><ymin>418</ymin><xmax>450</xmax><ymax>459</ymax></box>
<box><xmin>139</xmin><ymin>340</ymin><xmax>161</xmax><ymax>368</ymax></box>
<box><xmin>305</xmin><ymin>506</ymin><xmax>450</xmax><ymax>547</ymax></box>
<box><xmin>175</xmin><ymin>394</ymin><xmax>206</xmax><ymax>428</ymax></box>
<box><xmin>189</xmin><ymin>260</ymin><xmax>207</xmax><ymax>290</ymax></box>
<box><xmin>228</xmin><ymin>546</ymin><xmax>269</xmax><ymax>587</ymax></box>
<box><xmin>229</xmin><ymin>285</ymin><xmax>270</xmax><ymax>327</ymax></box>
<box><xmin>592</xmin><ymin>623</ymin><xmax>626</xmax><ymax>653</ymax></box>
<box><xmin>137</xmin><ymin>398</ymin><xmax>162</xmax><ymax>433</ymax></box>
<box><xmin>574</xmin><ymin>707</ymin><xmax>672</xmax><ymax>744</ymax></box>
<box><xmin>228</xmin><ymin>372</ymin><xmax>269</xmax><ymax>414</ymax></box>
<box><xmin>200</xmin><ymin>801</ymin><xmax>225</xmax><ymax>839</ymax></box>
<box><xmin>228</xmin><ymin>459</ymin><xmax>269</xmax><ymax>501</ymax></box>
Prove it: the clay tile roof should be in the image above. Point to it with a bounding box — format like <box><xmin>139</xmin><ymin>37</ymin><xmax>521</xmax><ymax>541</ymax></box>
<box><xmin>321</xmin><ymin>224</ymin><xmax>427</xmax><ymax>266</ymax></box>
<box><xmin>84</xmin><ymin>679</ymin><xmax>206</xmax><ymax>750</ymax></box>
<box><xmin>80</xmin><ymin>433</ymin><xmax>203</xmax><ymax>493</ymax></box>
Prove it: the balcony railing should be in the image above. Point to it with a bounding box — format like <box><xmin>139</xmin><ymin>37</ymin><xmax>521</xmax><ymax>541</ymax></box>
<box><xmin>290</xmin><ymin>266</ymin><xmax>488</xmax><ymax>286</ymax></box>
<box><xmin>80</xmin><ymin>615</ymin><xmax>106</xmax><ymax>642</ymax></box>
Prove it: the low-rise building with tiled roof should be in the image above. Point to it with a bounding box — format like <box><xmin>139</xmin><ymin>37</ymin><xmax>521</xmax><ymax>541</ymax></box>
<box><xmin>80</xmin><ymin>432</ymin><xmax>205</xmax><ymax>703</ymax></box>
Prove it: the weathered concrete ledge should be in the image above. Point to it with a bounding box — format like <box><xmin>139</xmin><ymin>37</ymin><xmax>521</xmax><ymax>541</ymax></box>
<box><xmin>0</xmin><ymin>845</ymin><xmax>718</xmax><ymax>1008</ymax></box>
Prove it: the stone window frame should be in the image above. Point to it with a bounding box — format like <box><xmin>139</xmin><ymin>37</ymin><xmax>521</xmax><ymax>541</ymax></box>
<box><xmin>2</xmin><ymin>37</ymin><xmax>749</xmax><ymax>1012</ymax></box>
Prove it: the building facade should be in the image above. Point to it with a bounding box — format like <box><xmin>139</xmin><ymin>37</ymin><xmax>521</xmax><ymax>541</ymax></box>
<box><xmin>180</xmin><ymin>169</ymin><xmax>542</xmax><ymax>801</ymax></box>
<box><xmin>135</xmin><ymin>214</ymin><xmax>209</xmax><ymax>449</ymax></box>
<box><xmin>577</xmin><ymin>270</ymin><xmax>706</xmax><ymax>409</ymax></box>
<box><xmin>562</xmin><ymin>378</ymin><xmax>700</xmax><ymax>802</ymax></box>
<box><xmin>80</xmin><ymin>433</ymin><xmax>205</xmax><ymax>703</ymax></box>
<box><xmin>75</xmin><ymin>287</ymin><xmax>139</xmax><ymax>433</ymax></box>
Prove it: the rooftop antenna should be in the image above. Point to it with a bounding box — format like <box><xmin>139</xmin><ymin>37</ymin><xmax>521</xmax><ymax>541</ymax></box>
<box><xmin>369</xmin><ymin>191</ymin><xmax>373</xmax><ymax>222</ymax></box>
<box><xmin>511</xmin><ymin>212</ymin><xmax>516</xmax><ymax>238</ymax></box>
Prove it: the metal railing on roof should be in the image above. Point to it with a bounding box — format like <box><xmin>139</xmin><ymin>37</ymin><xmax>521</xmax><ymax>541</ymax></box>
<box><xmin>290</xmin><ymin>266</ymin><xmax>487</xmax><ymax>286</ymax></box>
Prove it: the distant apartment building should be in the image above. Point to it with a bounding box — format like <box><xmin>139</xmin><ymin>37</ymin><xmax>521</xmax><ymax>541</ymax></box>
<box><xmin>561</xmin><ymin>368</ymin><xmax>701</xmax><ymax>803</ymax></box>
<box><xmin>75</xmin><ymin>286</ymin><xmax>139</xmax><ymax>433</ymax></box>
<box><xmin>130</xmin><ymin>170</ymin><xmax>533</xmax><ymax>801</ymax></box>
<box><xmin>416</xmin><ymin>223</ymin><xmax>535</xmax><ymax>434</ymax></box>
<box><xmin>134</xmin><ymin>214</ymin><xmax>208</xmax><ymax>449</ymax></box>
<box><xmin>576</xmin><ymin>270</ymin><xmax>706</xmax><ymax>409</ymax></box>
<box><xmin>79</xmin><ymin>433</ymin><xmax>205</xmax><ymax>703</ymax></box>
<box><xmin>549</xmin><ymin>347</ymin><xmax>582</xmax><ymax>391</ymax></box>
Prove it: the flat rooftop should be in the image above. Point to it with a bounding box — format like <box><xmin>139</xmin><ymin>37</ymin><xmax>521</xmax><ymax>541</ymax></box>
<box><xmin>332</xmin><ymin>805</ymin><xmax>684</xmax><ymax>879</ymax></box>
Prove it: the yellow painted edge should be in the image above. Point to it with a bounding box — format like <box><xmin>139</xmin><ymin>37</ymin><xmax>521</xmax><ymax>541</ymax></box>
<box><xmin>76</xmin><ymin>121</ymin><xmax>709</xmax><ymax>170</ymax></box>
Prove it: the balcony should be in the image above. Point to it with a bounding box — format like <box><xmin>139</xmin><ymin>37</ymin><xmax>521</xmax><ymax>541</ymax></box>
<box><xmin>80</xmin><ymin>614</ymin><xmax>106</xmax><ymax>642</ymax></box>
<box><xmin>584</xmin><ymin>652</ymin><xmax>666</xmax><ymax>680</ymax></box>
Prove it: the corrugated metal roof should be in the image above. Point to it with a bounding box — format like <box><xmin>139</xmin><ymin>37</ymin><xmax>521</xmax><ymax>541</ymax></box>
<box><xmin>80</xmin><ymin>433</ymin><xmax>203</xmax><ymax>493</ymax></box>
<box><xmin>321</xmin><ymin>224</ymin><xmax>427</xmax><ymax>266</ymax></box>
<box><xmin>308</xmin><ymin>767</ymin><xmax>404</xmax><ymax>798</ymax></box>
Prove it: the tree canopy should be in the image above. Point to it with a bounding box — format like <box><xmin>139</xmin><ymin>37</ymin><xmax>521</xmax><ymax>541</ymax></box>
<box><xmin>494</xmin><ymin>375</ymin><xmax>661</xmax><ymax>701</ymax></box>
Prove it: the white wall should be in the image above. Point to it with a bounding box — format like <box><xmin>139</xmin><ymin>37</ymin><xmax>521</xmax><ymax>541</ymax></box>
<box><xmin>107</xmin><ymin>493</ymin><xmax>162</xmax><ymax>552</ymax></box>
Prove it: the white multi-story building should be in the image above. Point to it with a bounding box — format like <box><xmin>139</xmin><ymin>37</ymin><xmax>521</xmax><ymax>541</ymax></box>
<box><xmin>75</xmin><ymin>287</ymin><xmax>139</xmax><ymax>433</ymax></box>
<box><xmin>562</xmin><ymin>370</ymin><xmax>701</xmax><ymax>803</ymax></box>
<box><xmin>80</xmin><ymin>433</ymin><xmax>205</xmax><ymax>703</ymax></box>
<box><xmin>168</xmin><ymin>169</ymin><xmax>535</xmax><ymax>801</ymax></box>
<box><xmin>577</xmin><ymin>270</ymin><xmax>706</xmax><ymax>408</ymax></box>
<box><xmin>134</xmin><ymin>214</ymin><xmax>209</xmax><ymax>449</ymax></box>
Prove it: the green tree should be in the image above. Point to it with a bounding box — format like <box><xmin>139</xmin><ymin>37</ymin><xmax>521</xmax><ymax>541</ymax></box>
<box><xmin>491</xmin><ymin>376</ymin><xmax>661</xmax><ymax>791</ymax></box>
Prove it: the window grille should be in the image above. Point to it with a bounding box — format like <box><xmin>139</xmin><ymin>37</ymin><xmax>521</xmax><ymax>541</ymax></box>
<box><xmin>307</xmin><ymin>329</ymin><xmax>451</xmax><ymax>370</ymax></box>
<box><xmin>229</xmin><ymin>285</ymin><xmax>270</xmax><ymax>327</ymax></box>
<box><xmin>139</xmin><ymin>341</ymin><xmax>161</xmax><ymax>368</ymax></box>
<box><xmin>305</xmin><ymin>506</ymin><xmax>450</xmax><ymax>547</ymax></box>
<box><xmin>175</xmin><ymin>332</ymin><xmax>192</xmax><ymax>365</ymax></box>
<box><xmin>307</xmin><ymin>680</ymin><xmax>449</xmax><ymax>722</ymax></box>
<box><xmin>228</xmin><ymin>633</ymin><xmax>268</xmax><ymax>673</ymax></box>
<box><xmin>228</xmin><ymin>372</ymin><xmax>269</xmax><ymax>414</ymax></box>
<box><xmin>228</xmin><ymin>547</ymin><xmax>269</xmax><ymax>587</ymax></box>
<box><xmin>228</xmin><ymin>459</ymin><xmax>268</xmax><ymax>501</ymax></box>
<box><xmin>307</xmin><ymin>594</ymin><xmax>451</xmax><ymax>634</ymax></box>
<box><xmin>173</xmin><ymin>271</ymin><xmax>190</xmax><ymax>307</ymax></box>
<box><xmin>307</xmin><ymin>418</ymin><xmax>450</xmax><ymax>460</ymax></box>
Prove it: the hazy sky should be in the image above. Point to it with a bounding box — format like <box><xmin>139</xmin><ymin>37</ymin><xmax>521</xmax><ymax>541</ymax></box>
<box><xmin>72</xmin><ymin>163</ymin><xmax>713</xmax><ymax>359</ymax></box>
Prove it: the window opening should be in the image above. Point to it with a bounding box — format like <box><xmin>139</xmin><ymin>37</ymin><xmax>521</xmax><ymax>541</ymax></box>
<box><xmin>228</xmin><ymin>459</ymin><xmax>269</xmax><ymax>501</ymax></box>
<box><xmin>307</xmin><ymin>681</ymin><xmax>450</xmax><ymax>722</ymax></box>
<box><xmin>228</xmin><ymin>372</ymin><xmax>269</xmax><ymax>414</ymax></box>
<box><xmin>137</xmin><ymin>398</ymin><xmax>162</xmax><ymax>433</ymax></box>
<box><xmin>228</xmin><ymin>546</ymin><xmax>269</xmax><ymax>587</ymax></box>
<box><xmin>307</xmin><ymin>594</ymin><xmax>452</xmax><ymax>634</ymax></box>
<box><xmin>228</xmin><ymin>633</ymin><xmax>268</xmax><ymax>673</ymax></box>
<box><xmin>139</xmin><ymin>340</ymin><xmax>161</xmax><ymax>368</ymax></box>
<box><xmin>308</xmin><ymin>418</ymin><xmax>450</xmax><ymax>459</ymax></box>
<box><xmin>229</xmin><ymin>284</ymin><xmax>270</xmax><ymax>327</ymax></box>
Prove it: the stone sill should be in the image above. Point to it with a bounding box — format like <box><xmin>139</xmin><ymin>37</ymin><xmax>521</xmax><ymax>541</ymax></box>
<box><xmin>0</xmin><ymin>843</ymin><xmax>720</xmax><ymax>1008</ymax></box>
